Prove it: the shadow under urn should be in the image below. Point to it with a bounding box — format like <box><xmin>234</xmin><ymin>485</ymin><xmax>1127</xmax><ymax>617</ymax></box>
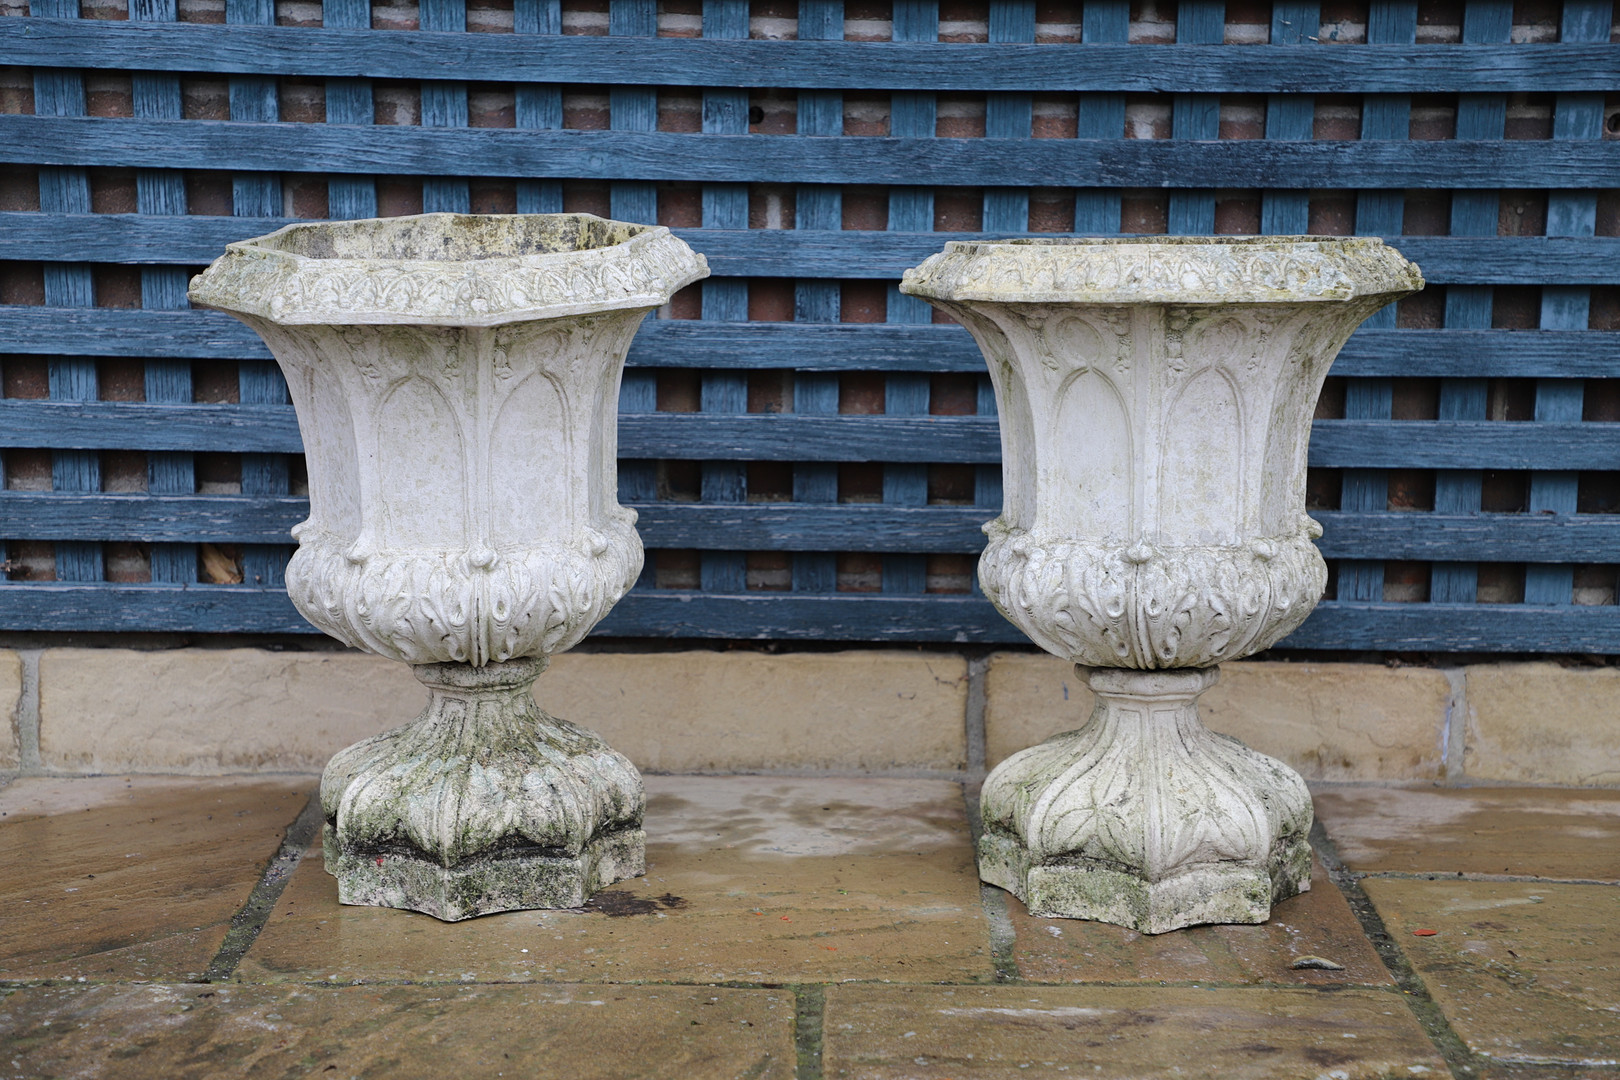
<box><xmin>189</xmin><ymin>213</ymin><xmax>709</xmax><ymax>920</ymax></box>
<box><xmin>902</xmin><ymin>236</ymin><xmax>1424</xmax><ymax>933</ymax></box>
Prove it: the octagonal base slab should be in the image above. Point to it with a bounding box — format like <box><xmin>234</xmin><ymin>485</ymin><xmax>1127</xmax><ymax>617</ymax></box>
<box><xmin>978</xmin><ymin>665</ymin><xmax>1314</xmax><ymax>934</ymax></box>
<box><xmin>978</xmin><ymin>830</ymin><xmax>1311</xmax><ymax>934</ymax></box>
<box><xmin>324</xmin><ymin>823</ymin><xmax>645</xmax><ymax>921</ymax></box>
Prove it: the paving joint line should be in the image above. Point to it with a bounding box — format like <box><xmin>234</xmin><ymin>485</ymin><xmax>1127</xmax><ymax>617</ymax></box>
<box><xmin>961</xmin><ymin>781</ymin><xmax>1020</xmax><ymax>981</ymax></box>
<box><xmin>1311</xmin><ymin>818</ymin><xmax>1480</xmax><ymax>1079</ymax></box>
<box><xmin>793</xmin><ymin>983</ymin><xmax>825</xmax><ymax>1080</ymax></box>
<box><xmin>202</xmin><ymin>790</ymin><xmax>324</xmax><ymax>983</ymax></box>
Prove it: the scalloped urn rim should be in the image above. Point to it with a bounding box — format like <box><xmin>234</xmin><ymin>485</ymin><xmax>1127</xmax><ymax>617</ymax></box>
<box><xmin>187</xmin><ymin>211</ymin><xmax>710</xmax><ymax>326</ymax></box>
<box><xmin>899</xmin><ymin>234</ymin><xmax>1424</xmax><ymax>307</ymax></box>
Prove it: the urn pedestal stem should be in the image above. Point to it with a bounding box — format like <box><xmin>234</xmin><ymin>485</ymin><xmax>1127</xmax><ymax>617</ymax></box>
<box><xmin>901</xmin><ymin>235</ymin><xmax>1424</xmax><ymax>932</ymax></box>
<box><xmin>978</xmin><ymin>666</ymin><xmax>1312</xmax><ymax>934</ymax></box>
<box><xmin>320</xmin><ymin>658</ymin><xmax>646</xmax><ymax>922</ymax></box>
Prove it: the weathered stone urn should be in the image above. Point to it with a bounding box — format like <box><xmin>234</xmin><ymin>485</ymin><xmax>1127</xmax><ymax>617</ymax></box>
<box><xmin>190</xmin><ymin>213</ymin><xmax>708</xmax><ymax>920</ymax></box>
<box><xmin>901</xmin><ymin>237</ymin><xmax>1423</xmax><ymax>933</ymax></box>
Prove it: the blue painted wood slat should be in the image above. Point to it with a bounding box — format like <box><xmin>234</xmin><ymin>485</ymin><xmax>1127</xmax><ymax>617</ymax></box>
<box><xmin>130</xmin><ymin>0</ymin><xmax>197</xmax><ymax>585</ymax></box>
<box><xmin>697</xmin><ymin>0</ymin><xmax>751</xmax><ymax>594</ymax></box>
<box><xmin>1430</xmin><ymin>0</ymin><xmax>1511</xmax><ymax>604</ymax></box>
<box><xmin>1259</xmin><ymin>0</ymin><xmax>1316</xmax><ymax>235</ymax></box>
<box><xmin>1524</xmin><ymin>0</ymin><xmax>1611</xmax><ymax>606</ymax></box>
<box><xmin>29</xmin><ymin>0</ymin><xmax>102</xmax><ymax>583</ymax></box>
<box><xmin>3</xmin><ymin>583</ymin><xmax>1618</xmax><ymax>654</ymax></box>
<box><xmin>419</xmin><ymin>0</ymin><xmax>470</xmax><ymax>213</ymax></box>
<box><xmin>1166</xmin><ymin>0</ymin><xmax>1223</xmax><ymax>236</ymax></box>
<box><xmin>1074</xmin><ymin>0</ymin><xmax>1129</xmax><ymax>234</ymax></box>
<box><xmin>14</xmin><ymin>117</ymin><xmax>1619</xmax><ymax>189</ymax></box>
<box><xmin>11</xmin><ymin>21</ymin><xmax>1620</xmax><ymax>93</ymax></box>
<box><xmin>790</xmin><ymin>0</ymin><xmax>844</xmax><ymax>595</ymax></box>
<box><xmin>881</xmin><ymin>0</ymin><xmax>939</xmax><ymax>596</ymax></box>
<box><xmin>324</xmin><ymin>0</ymin><xmax>377</xmax><ymax>218</ymax></box>
<box><xmin>514</xmin><ymin>0</ymin><xmax>564</xmax><ymax>214</ymax></box>
<box><xmin>1337</xmin><ymin>0</ymin><xmax>1417</xmax><ymax>603</ymax></box>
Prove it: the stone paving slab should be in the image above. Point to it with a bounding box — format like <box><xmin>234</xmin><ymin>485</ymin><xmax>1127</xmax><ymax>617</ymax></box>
<box><xmin>1009</xmin><ymin>858</ymin><xmax>1391</xmax><ymax>986</ymax></box>
<box><xmin>1364</xmin><ymin>878</ymin><xmax>1620</xmax><ymax>1067</ymax></box>
<box><xmin>239</xmin><ymin>776</ymin><xmax>994</xmax><ymax>984</ymax></box>
<box><xmin>0</xmin><ymin>776</ymin><xmax>312</xmax><ymax>981</ymax></box>
<box><xmin>1312</xmin><ymin>784</ymin><xmax>1620</xmax><ymax>879</ymax></box>
<box><xmin>821</xmin><ymin>984</ymin><xmax>1447</xmax><ymax>1078</ymax></box>
<box><xmin>0</xmin><ymin>981</ymin><xmax>795</xmax><ymax>1080</ymax></box>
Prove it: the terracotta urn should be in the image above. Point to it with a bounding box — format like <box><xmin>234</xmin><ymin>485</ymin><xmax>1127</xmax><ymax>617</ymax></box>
<box><xmin>190</xmin><ymin>213</ymin><xmax>708</xmax><ymax>920</ymax></box>
<box><xmin>901</xmin><ymin>236</ymin><xmax>1423</xmax><ymax>932</ymax></box>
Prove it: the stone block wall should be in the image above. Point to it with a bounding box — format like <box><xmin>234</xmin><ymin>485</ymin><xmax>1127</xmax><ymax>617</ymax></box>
<box><xmin>2</xmin><ymin>647</ymin><xmax>1615</xmax><ymax>786</ymax></box>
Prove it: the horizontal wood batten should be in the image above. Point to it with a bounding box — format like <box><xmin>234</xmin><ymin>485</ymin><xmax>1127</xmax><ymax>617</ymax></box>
<box><xmin>1</xmin><ymin>215</ymin><xmax>1616</xmax><ymax>286</ymax></box>
<box><xmin>3</xmin><ymin>307</ymin><xmax>1617</xmax><ymax>380</ymax></box>
<box><xmin>8</xmin><ymin>20</ymin><xmax>1616</xmax><ymax>94</ymax></box>
<box><xmin>5</xmin><ymin>117</ymin><xmax>1616</xmax><ymax>189</ymax></box>
<box><xmin>2</xmin><ymin>400</ymin><xmax>1616</xmax><ymax>469</ymax></box>
<box><xmin>0</xmin><ymin>583</ymin><xmax>1616</xmax><ymax>651</ymax></box>
<box><xmin>4</xmin><ymin>492</ymin><xmax>1618</xmax><ymax>563</ymax></box>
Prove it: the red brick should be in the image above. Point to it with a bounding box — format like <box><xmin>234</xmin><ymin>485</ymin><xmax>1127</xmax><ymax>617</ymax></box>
<box><xmin>290</xmin><ymin>179</ymin><xmax>331</xmax><ymax>219</ymax></box>
<box><xmin>657</xmin><ymin>187</ymin><xmax>702</xmax><ymax>228</ymax></box>
<box><xmin>748</xmin><ymin>184</ymin><xmax>796</xmax><ymax>230</ymax></box>
<box><xmin>747</xmin><ymin>459</ymin><xmax>792</xmax><ymax>496</ymax></box>
<box><xmin>745</xmin><ymin>550</ymin><xmax>791</xmax><ymax>590</ymax></box>
<box><xmin>1402</xmin><ymin>192</ymin><xmax>1451</xmax><ymax>235</ymax></box>
<box><xmin>653</xmin><ymin>548</ymin><xmax>699</xmax><ymax>589</ymax></box>
<box><xmin>839</xmin><ymin>372</ymin><xmax>885</xmax><ymax>414</ymax></box>
<box><xmin>469</xmin><ymin>181</ymin><xmax>515</xmax><ymax>214</ymax></box>
<box><xmin>1491</xmin><ymin>286</ymin><xmax>1542</xmax><ymax>329</ymax></box>
<box><xmin>377</xmin><ymin>180</ymin><xmax>424</xmax><ymax>217</ymax></box>
<box><xmin>926</xmin><ymin>463</ymin><xmax>975</xmax><ymax>503</ymax></box>
<box><xmin>1396</xmin><ymin>289</ymin><xmax>1445</xmax><ymax>329</ymax></box>
<box><xmin>185</xmin><ymin>173</ymin><xmax>234</xmax><ymax>216</ymax></box>
<box><xmin>3</xmin><ymin>358</ymin><xmax>48</xmax><ymax>400</ymax></box>
<box><xmin>1214</xmin><ymin>193</ymin><xmax>1261</xmax><ymax>234</ymax></box>
<box><xmin>89</xmin><ymin>169</ymin><xmax>138</xmax><ymax>215</ymax></box>
<box><xmin>468</xmin><ymin>89</ymin><xmax>515</xmax><ymax>129</ymax></box>
<box><xmin>92</xmin><ymin>267</ymin><xmax>142</xmax><ymax>310</ymax></box>
<box><xmin>1120</xmin><ymin>191</ymin><xmax>1168</xmax><ymax>233</ymax></box>
<box><xmin>658</xmin><ymin>92</ymin><xmax>703</xmax><ymax>133</ymax></box>
<box><xmin>836</xmin><ymin>551</ymin><xmax>882</xmax><ymax>590</ymax></box>
<box><xmin>85</xmin><ymin>74</ymin><xmax>133</xmax><ymax>119</ymax></box>
<box><xmin>934</xmin><ymin>189</ymin><xmax>981</xmax><ymax>232</ymax></box>
<box><xmin>1308</xmin><ymin>194</ymin><xmax>1357</xmax><ymax>235</ymax></box>
<box><xmin>929</xmin><ymin>373</ymin><xmax>977</xmax><ymax>416</ymax></box>
<box><xmin>656</xmin><ymin>369</ymin><xmax>701</xmax><ymax>413</ymax></box>
<box><xmin>667</xmin><ymin>284</ymin><xmax>702</xmax><ymax>319</ymax></box>
<box><xmin>842</xmin><ymin>189</ymin><xmax>888</xmax><ymax>230</ymax></box>
<box><xmin>0</xmin><ymin>264</ymin><xmax>43</xmax><ymax>305</ymax></box>
<box><xmin>193</xmin><ymin>362</ymin><xmax>239</xmax><ymax>405</ymax></box>
<box><xmin>925</xmin><ymin>552</ymin><xmax>974</xmax><ymax>593</ymax></box>
<box><xmin>182</xmin><ymin>78</ymin><xmax>231</xmax><ymax>120</ymax></box>
<box><xmin>841</xmin><ymin>280</ymin><xmax>887</xmax><ymax>321</ymax></box>
<box><xmin>748</xmin><ymin>279</ymin><xmax>795</xmax><ymax>322</ymax></box>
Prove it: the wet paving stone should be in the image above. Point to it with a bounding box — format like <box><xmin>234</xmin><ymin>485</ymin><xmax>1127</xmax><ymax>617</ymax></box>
<box><xmin>239</xmin><ymin>776</ymin><xmax>994</xmax><ymax>984</ymax></box>
<box><xmin>1364</xmin><ymin>878</ymin><xmax>1620</xmax><ymax>1067</ymax></box>
<box><xmin>0</xmin><ymin>776</ymin><xmax>313</xmax><ymax>981</ymax></box>
<box><xmin>1009</xmin><ymin>858</ymin><xmax>1391</xmax><ymax>986</ymax></box>
<box><xmin>0</xmin><ymin>981</ymin><xmax>794</xmax><ymax>1080</ymax></box>
<box><xmin>1312</xmin><ymin>785</ymin><xmax>1620</xmax><ymax>880</ymax></box>
<box><xmin>821</xmin><ymin>984</ymin><xmax>1447</xmax><ymax>1078</ymax></box>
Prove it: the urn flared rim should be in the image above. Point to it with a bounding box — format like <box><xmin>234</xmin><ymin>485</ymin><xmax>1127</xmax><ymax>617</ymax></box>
<box><xmin>187</xmin><ymin>212</ymin><xmax>710</xmax><ymax>326</ymax></box>
<box><xmin>900</xmin><ymin>235</ymin><xmax>1424</xmax><ymax>306</ymax></box>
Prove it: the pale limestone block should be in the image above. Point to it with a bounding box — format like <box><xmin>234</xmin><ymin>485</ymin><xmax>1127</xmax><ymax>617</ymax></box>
<box><xmin>0</xmin><ymin>650</ymin><xmax>21</xmax><ymax>768</ymax></box>
<box><xmin>543</xmin><ymin>650</ymin><xmax>969</xmax><ymax>773</ymax></box>
<box><xmin>37</xmin><ymin>648</ymin><xmax>422</xmax><ymax>773</ymax></box>
<box><xmin>1465</xmin><ymin>662</ymin><xmax>1620</xmax><ymax>786</ymax></box>
<box><xmin>903</xmin><ymin>236</ymin><xmax>1424</xmax><ymax>931</ymax></box>
<box><xmin>985</xmin><ymin>653</ymin><xmax>1449</xmax><ymax>781</ymax></box>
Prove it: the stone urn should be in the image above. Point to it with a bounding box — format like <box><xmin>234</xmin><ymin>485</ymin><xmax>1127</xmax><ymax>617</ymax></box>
<box><xmin>189</xmin><ymin>213</ymin><xmax>708</xmax><ymax>920</ymax></box>
<box><xmin>901</xmin><ymin>237</ymin><xmax>1423</xmax><ymax>933</ymax></box>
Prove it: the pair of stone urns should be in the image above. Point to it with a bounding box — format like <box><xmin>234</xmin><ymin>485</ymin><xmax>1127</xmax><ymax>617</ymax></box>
<box><xmin>190</xmin><ymin>213</ymin><xmax>1422</xmax><ymax>933</ymax></box>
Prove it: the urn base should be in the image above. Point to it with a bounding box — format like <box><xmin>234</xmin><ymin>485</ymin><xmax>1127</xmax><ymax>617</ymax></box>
<box><xmin>977</xmin><ymin>829</ymin><xmax>1312</xmax><ymax>935</ymax></box>
<box><xmin>976</xmin><ymin>666</ymin><xmax>1314</xmax><ymax>934</ymax></box>
<box><xmin>320</xmin><ymin>657</ymin><xmax>646</xmax><ymax>921</ymax></box>
<box><xmin>323</xmin><ymin>822</ymin><xmax>645</xmax><ymax>921</ymax></box>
